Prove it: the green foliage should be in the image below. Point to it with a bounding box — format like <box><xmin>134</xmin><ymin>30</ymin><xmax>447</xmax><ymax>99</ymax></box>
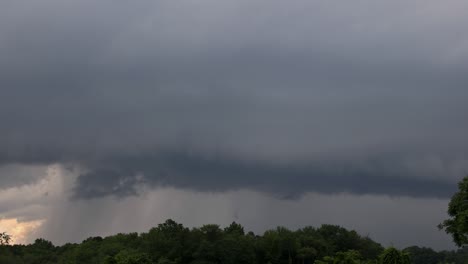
<box><xmin>0</xmin><ymin>220</ymin><xmax>467</xmax><ymax>264</ymax></box>
<box><xmin>140</xmin><ymin>219</ymin><xmax>190</xmax><ymax>263</ymax></box>
<box><xmin>314</xmin><ymin>250</ymin><xmax>362</xmax><ymax>264</ymax></box>
<box><xmin>113</xmin><ymin>250</ymin><xmax>152</xmax><ymax>264</ymax></box>
<box><xmin>403</xmin><ymin>246</ymin><xmax>440</xmax><ymax>264</ymax></box>
<box><xmin>439</xmin><ymin>176</ymin><xmax>468</xmax><ymax>247</ymax></box>
<box><xmin>404</xmin><ymin>246</ymin><xmax>468</xmax><ymax>264</ymax></box>
<box><xmin>224</xmin><ymin>221</ymin><xmax>245</xmax><ymax>235</ymax></box>
<box><xmin>379</xmin><ymin>247</ymin><xmax>410</xmax><ymax>264</ymax></box>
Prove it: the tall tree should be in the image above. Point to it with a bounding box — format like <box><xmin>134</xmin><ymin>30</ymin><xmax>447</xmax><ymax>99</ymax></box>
<box><xmin>439</xmin><ymin>176</ymin><xmax>468</xmax><ymax>247</ymax></box>
<box><xmin>379</xmin><ymin>247</ymin><xmax>410</xmax><ymax>264</ymax></box>
<box><xmin>140</xmin><ymin>219</ymin><xmax>190</xmax><ymax>263</ymax></box>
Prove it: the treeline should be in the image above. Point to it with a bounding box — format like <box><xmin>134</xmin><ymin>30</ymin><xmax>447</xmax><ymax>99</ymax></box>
<box><xmin>404</xmin><ymin>246</ymin><xmax>468</xmax><ymax>264</ymax></box>
<box><xmin>0</xmin><ymin>219</ymin><xmax>466</xmax><ymax>264</ymax></box>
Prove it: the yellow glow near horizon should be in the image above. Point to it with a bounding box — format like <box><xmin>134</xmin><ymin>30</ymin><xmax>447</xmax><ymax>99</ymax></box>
<box><xmin>0</xmin><ymin>218</ymin><xmax>44</xmax><ymax>244</ymax></box>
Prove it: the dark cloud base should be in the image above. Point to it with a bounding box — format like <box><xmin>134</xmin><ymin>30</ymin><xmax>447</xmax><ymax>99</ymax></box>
<box><xmin>72</xmin><ymin>151</ymin><xmax>457</xmax><ymax>199</ymax></box>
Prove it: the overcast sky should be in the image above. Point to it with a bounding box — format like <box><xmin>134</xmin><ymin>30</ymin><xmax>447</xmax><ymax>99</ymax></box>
<box><xmin>0</xmin><ymin>0</ymin><xmax>467</xmax><ymax>250</ymax></box>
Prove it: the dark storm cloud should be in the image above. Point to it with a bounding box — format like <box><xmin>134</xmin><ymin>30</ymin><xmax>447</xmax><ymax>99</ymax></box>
<box><xmin>72</xmin><ymin>151</ymin><xmax>460</xmax><ymax>199</ymax></box>
<box><xmin>0</xmin><ymin>165</ymin><xmax>47</xmax><ymax>190</ymax></box>
<box><xmin>1</xmin><ymin>0</ymin><xmax>468</xmax><ymax>196</ymax></box>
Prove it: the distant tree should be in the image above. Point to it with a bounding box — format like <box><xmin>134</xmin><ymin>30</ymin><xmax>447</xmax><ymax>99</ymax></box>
<box><xmin>24</xmin><ymin>238</ymin><xmax>57</xmax><ymax>263</ymax></box>
<box><xmin>379</xmin><ymin>247</ymin><xmax>410</xmax><ymax>264</ymax></box>
<box><xmin>140</xmin><ymin>219</ymin><xmax>190</xmax><ymax>262</ymax></box>
<box><xmin>335</xmin><ymin>250</ymin><xmax>362</xmax><ymax>264</ymax></box>
<box><xmin>114</xmin><ymin>250</ymin><xmax>152</xmax><ymax>264</ymax></box>
<box><xmin>297</xmin><ymin>246</ymin><xmax>317</xmax><ymax>264</ymax></box>
<box><xmin>104</xmin><ymin>255</ymin><xmax>118</xmax><ymax>264</ymax></box>
<box><xmin>314</xmin><ymin>250</ymin><xmax>361</xmax><ymax>264</ymax></box>
<box><xmin>404</xmin><ymin>246</ymin><xmax>445</xmax><ymax>264</ymax></box>
<box><xmin>31</xmin><ymin>238</ymin><xmax>54</xmax><ymax>249</ymax></box>
<box><xmin>261</xmin><ymin>227</ymin><xmax>298</xmax><ymax>264</ymax></box>
<box><xmin>260</xmin><ymin>229</ymin><xmax>282</xmax><ymax>264</ymax></box>
<box><xmin>199</xmin><ymin>224</ymin><xmax>223</xmax><ymax>242</ymax></box>
<box><xmin>224</xmin><ymin>222</ymin><xmax>245</xmax><ymax>236</ymax></box>
<box><xmin>439</xmin><ymin>176</ymin><xmax>468</xmax><ymax>247</ymax></box>
<box><xmin>357</xmin><ymin>236</ymin><xmax>384</xmax><ymax>260</ymax></box>
<box><xmin>219</xmin><ymin>231</ymin><xmax>256</xmax><ymax>264</ymax></box>
<box><xmin>297</xmin><ymin>226</ymin><xmax>331</xmax><ymax>260</ymax></box>
<box><xmin>314</xmin><ymin>256</ymin><xmax>335</xmax><ymax>264</ymax></box>
<box><xmin>157</xmin><ymin>257</ymin><xmax>177</xmax><ymax>264</ymax></box>
<box><xmin>0</xmin><ymin>232</ymin><xmax>11</xmax><ymax>245</ymax></box>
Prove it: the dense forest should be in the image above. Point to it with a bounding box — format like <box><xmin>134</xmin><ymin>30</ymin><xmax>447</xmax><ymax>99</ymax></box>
<box><xmin>0</xmin><ymin>219</ymin><xmax>467</xmax><ymax>264</ymax></box>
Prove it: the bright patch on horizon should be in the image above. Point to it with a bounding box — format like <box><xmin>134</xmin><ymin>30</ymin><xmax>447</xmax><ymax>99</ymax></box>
<box><xmin>0</xmin><ymin>218</ymin><xmax>44</xmax><ymax>244</ymax></box>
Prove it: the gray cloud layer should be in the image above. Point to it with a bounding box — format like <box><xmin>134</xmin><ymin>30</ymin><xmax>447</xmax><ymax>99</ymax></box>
<box><xmin>1</xmin><ymin>1</ymin><xmax>468</xmax><ymax>198</ymax></box>
<box><xmin>72</xmin><ymin>151</ymin><xmax>461</xmax><ymax>199</ymax></box>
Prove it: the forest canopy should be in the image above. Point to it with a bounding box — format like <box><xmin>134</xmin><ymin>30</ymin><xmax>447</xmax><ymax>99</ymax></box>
<box><xmin>1</xmin><ymin>219</ymin><xmax>467</xmax><ymax>264</ymax></box>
